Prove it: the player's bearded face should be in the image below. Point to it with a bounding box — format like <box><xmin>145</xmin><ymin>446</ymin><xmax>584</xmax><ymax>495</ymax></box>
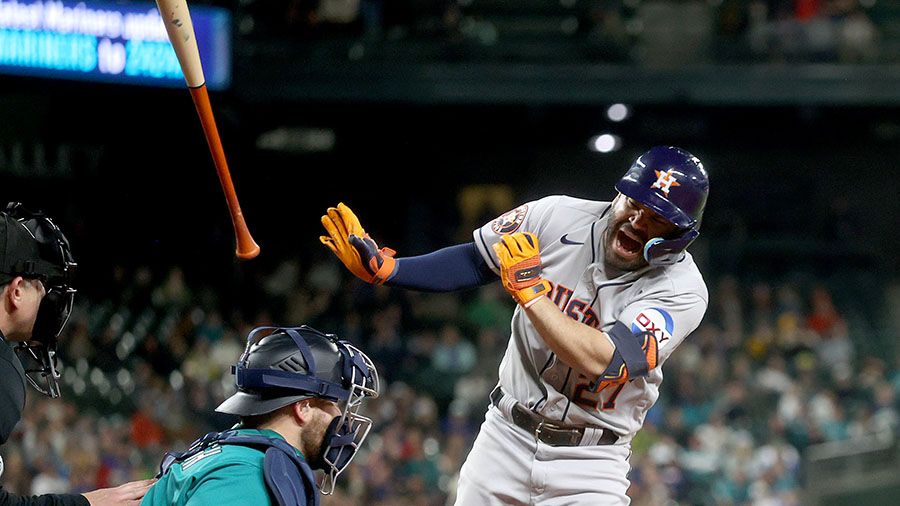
<box><xmin>604</xmin><ymin>195</ymin><xmax>677</xmax><ymax>271</ymax></box>
<box><xmin>302</xmin><ymin>400</ymin><xmax>341</xmax><ymax>470</ymax></box>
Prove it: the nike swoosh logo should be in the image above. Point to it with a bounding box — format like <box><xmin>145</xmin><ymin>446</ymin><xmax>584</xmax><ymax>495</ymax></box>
<box><xmin>560</xmin><ymin>234</ymin><xmax>584</xmax><ymax>245</ymax></box>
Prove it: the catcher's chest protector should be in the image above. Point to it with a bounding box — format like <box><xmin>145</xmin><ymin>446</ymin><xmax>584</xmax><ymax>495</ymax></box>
<box><xmin>158</xmin><ymin>430</ymin><xmax>319</xmax><ymax>506</ymax></box>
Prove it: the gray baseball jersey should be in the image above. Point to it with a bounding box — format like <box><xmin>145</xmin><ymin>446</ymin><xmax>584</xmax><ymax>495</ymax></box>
<box><xmin>473</xmin><ymin>195</ymin><xmax>708</xmax><ymax>440</ymax></box>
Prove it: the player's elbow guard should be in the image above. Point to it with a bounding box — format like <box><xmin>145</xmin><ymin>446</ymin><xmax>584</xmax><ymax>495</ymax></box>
<box><xmin>589</xmin><ymin>322</ymin><xmax>659</xmax><ymax>391</ymax></box>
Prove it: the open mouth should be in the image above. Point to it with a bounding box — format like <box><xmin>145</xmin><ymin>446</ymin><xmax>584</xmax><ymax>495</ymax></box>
<box><xmin>614</xmin><ymin>227</ymin><xmax>644</xmax><ymax>258</ymax></box>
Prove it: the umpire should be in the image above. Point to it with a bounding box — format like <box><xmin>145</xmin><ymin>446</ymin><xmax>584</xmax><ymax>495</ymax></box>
<box><xmin>0</xmin><ymin>203</ymin><xmax>155</xmax><ymax>506</ymax></box>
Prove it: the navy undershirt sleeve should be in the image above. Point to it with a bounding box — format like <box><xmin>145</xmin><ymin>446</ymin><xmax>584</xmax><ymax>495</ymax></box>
<box><xmin>387</xmin><ymin>243</ymin><xmax>495</xmax><ymax>292</ymax></box>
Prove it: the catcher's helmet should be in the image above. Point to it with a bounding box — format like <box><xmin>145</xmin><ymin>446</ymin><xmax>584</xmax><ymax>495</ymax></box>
<box><xmin>216</xmin><ymin>325</ymin><xmax>379</xmax><ymax>494</ymax></box>
<box><xmin>615</xmin><ymin>146</ymin><xmax>709</xmax><ymax>266</ymax></box>
<box><xmin>1</xmin><ymin>203</ymin><xmax>77</xmax><ymax>398</ymax></box>
<box><xmin>216</xmin><ymin>325</ymin><xmax>378</xmax><ymax>416</ymax></box>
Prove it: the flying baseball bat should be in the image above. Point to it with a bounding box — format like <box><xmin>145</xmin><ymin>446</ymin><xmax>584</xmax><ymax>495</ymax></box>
<box><xmin>155</xmin><ymin>0</ymin><xmax>260</xmax><ymax>260</ymax></box>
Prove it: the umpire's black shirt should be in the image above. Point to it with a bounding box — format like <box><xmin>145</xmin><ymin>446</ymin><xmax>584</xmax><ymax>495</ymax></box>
<box><xmin>0</xmin><ymin>332</ymin><xmax>89</xmax><ymax>506</ymax></box>
<box><xmin>0</xmin><ymin>333</ymin><xmax>25</xmax><ymax>446</ymax></box>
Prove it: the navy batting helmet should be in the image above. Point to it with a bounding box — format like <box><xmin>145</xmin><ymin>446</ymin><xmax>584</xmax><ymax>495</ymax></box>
<box><xmin>615</xmin><ymin>146</ymin><xmax>709</xmax><ymax>266</ymax></box>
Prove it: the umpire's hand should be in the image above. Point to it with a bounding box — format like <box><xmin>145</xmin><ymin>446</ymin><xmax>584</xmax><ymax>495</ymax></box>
<box><xmin>82</xmin><ymin>478</ymin><xmax>156</xmax><ymax>506</ymax></box>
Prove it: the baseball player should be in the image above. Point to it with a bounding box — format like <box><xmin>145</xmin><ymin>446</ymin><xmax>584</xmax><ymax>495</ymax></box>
<box><xmin>320</xmin><ymin>146</ymin><xmax>710</xmax><ymax>505</ymax></box>
<box><xmin>142</xmin><ymin>325</ymin><xmax>379</xmax><ymax>506</ymax></box>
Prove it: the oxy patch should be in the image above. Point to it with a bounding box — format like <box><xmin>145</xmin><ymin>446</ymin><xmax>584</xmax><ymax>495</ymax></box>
<box><xmin>631</xmin><ymin>307</ymin><xmax>674</xmax><ymax>344</ymax></box>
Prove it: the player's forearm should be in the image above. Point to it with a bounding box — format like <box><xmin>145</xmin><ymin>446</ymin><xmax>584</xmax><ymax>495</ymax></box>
<box><xmin>523</xmin><ymin>297</ymin><xmax>615</xmax><ymax>377</ymax></box>
<box><xmin>388</xmin><ymin>243</ymin><xmax>494</xmax><ymax>292</ymax></box>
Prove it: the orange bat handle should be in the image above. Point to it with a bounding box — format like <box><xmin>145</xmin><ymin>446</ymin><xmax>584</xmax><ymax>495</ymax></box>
<box><xmin>189</xmin><ymin>85</ymin><xmax>260</xmax><ymax>260</ymax></box>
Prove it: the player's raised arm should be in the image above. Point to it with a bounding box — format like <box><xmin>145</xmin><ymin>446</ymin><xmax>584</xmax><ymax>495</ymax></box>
<box><xmin>320</xmin><ymin>203</ymin><xmax>495</xmax><ymax>292</ymax></box>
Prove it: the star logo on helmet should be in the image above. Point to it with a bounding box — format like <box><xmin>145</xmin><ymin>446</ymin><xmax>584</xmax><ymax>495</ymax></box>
<box><xmin>651</xmin><ymin>169</ymin><xmax>681</xmax><ymax>196</ymax></box>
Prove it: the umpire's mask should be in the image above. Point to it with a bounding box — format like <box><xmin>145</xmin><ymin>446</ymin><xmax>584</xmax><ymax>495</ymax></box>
<box><xmin>0</xmin><ymin>203</ymin><xmax>77</xmax><ymax>398</ymax></box>
<box><xmin>217</xmin><ymin>325</ymin><xmax>380</xmax><ymax>495</ymax></box>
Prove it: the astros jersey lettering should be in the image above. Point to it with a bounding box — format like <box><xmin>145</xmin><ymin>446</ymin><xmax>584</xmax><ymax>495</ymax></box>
<box><xmin>473</xmin><ymin>195</ymin><xmax>708</xmax><ymax>440</ymax></box>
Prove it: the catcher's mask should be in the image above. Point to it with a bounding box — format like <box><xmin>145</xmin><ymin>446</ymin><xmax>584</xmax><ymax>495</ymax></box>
<box><xmin>615</xmin><ymin>146</ymin><xmax>709</xmax><ymax>266</ymax></box>
<box><xmin>1</xmin><ymin>203</ymin><xmax>77</xmax><ymax>398</ymax></box>
<box><xmin>216</xmin><ymin>325</ymin><xmax>380</xmax><ymax>495</ymax></box>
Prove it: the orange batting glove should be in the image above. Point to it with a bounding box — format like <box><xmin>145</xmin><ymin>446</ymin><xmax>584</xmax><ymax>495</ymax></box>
<box><xmin>492</xmin><ymin>232</ymin><xmax>551</xmax><ymax>308</ymax></box>
<box><xmin>320</xmin><ymin>203</ymin><xmax>396</xmax><ymax>284</ymax></box>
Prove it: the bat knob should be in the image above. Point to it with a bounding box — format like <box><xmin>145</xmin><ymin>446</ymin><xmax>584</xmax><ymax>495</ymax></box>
<box><xmin>236</xmin><ymin>235</ymin><xmax>260</xmax><ymax>260</ymax></box>
<box><xmin>232</xmin><ymin>210</ymin><xmax>260</xmax><ymax>260</ymax></box>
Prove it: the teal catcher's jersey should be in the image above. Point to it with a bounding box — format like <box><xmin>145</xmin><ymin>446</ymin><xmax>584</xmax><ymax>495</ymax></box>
<box><xmin>141</xmin><ymin>429</ymin><xmax>307</xmax><ymax>506</ymax></box>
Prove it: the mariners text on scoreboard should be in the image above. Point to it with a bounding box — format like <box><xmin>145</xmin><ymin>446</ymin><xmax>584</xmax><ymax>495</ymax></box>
<box><xmin>0</xmin><ymin>0</ymin><xmax>231</xmax><ymax>88</ymax></box>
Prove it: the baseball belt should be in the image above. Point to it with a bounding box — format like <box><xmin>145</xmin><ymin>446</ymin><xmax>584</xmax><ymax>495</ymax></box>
<box><xmin>490</xmin><ymin>386</ymin><xmax>619</xmax><ymax>447</ymax></box>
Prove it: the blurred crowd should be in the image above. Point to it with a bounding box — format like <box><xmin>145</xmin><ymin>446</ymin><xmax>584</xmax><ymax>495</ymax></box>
<box><xmin>232</xmin><ymin>0</ymin><xmax>894</xmax><ymax>65</ymax></box>
<box><xmin>1</xmin><ymin>255</ymin><xmax>898</xmax><ymax>505</ymax></box>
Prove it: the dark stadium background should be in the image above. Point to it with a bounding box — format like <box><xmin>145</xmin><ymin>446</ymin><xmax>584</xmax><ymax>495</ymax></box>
<box><xmin>1</xmin><ymin>1</ymin><xmax>899</xmax><ymax>504</ymax></box>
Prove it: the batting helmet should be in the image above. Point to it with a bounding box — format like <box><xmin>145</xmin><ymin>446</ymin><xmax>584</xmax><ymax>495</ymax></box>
<box><xmin>216</xmin><ymin>325</ymin><xmax>379</xmax><ymax>494</ymax></box>
<box><xmin>1</xmin><ymin>202</ymin><xmax>77</xmax><ymax>398</ymax></box>
<box><xmin>614</xmin><ymin>146</ymin><xmax>709</xmax><ymax>266</ymax></box>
